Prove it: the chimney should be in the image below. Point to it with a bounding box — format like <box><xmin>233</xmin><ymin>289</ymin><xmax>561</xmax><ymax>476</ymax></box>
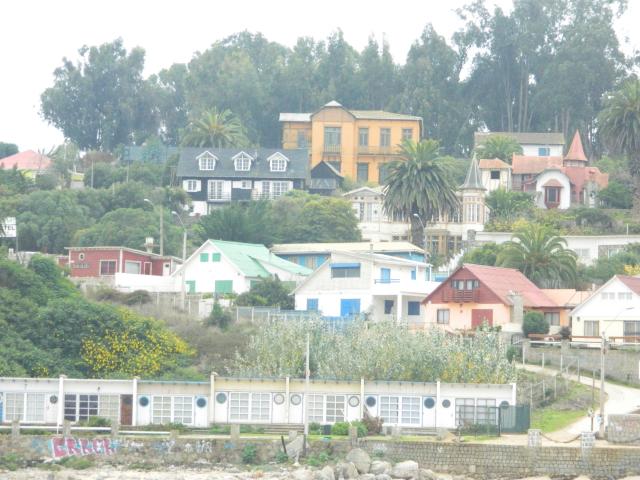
<box><xmin>507</xmin><ymin>291</ymin><xmax>524</xmax><ymax>324</ymax></box>
<box><xmin>144</xmin><ymin>237</ymin><xmax>154</xmax><ymax>254</ymax></box>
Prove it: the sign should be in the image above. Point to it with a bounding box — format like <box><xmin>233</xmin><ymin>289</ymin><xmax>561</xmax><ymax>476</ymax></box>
<box><xmin>0</xmin><ymin>217</ymin><xmax>16</xmax><ymax>238</ymax></box>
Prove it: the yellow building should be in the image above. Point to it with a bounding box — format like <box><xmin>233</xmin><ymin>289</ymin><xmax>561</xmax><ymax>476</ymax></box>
<box><xmin>279</xmin><ymin>101</ymin><xmax>422</xmax><ymax>184</ymax></box>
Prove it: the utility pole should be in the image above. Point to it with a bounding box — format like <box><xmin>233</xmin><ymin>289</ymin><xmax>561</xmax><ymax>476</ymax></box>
<box><xmin>599</xmin><ymin>332</ymin><xmax>606</xmax><ymax>438</ymax></box>
<box><xmin>159</xmin><ymin>205</ymin><xmax>164</xmax><ymax>257</ymax></box>
<box><xmin>304</xmin><ymin>332</ymin><xmax>310</xmax><ymax>436</ymax></box>
<box><xmin>172</xmin><ymin>211</ymin><xmax>187</xmax><ymax>309</ymax></box>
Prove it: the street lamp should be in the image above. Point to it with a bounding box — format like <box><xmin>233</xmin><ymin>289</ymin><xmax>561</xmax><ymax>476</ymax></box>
<box><xmin>599</xmin><ymin>305</ymin><xmax>635</xmax><ymax>437</ymax></box>
<box><xmin>172</xmin><ymin>211</ymin><xmax>187</xmax><ymax>309</ymax></box>
<box><xmin>144</xmin><ymin>198</ymin><xmax>164</xmax><ymax>256</ymax></box>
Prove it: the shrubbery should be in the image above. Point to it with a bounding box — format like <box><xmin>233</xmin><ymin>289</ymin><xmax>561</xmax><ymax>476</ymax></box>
<box><xmin>522</xmin><ymin>311</ymin><xmax>550</xmax><ymax>338</ymax></box>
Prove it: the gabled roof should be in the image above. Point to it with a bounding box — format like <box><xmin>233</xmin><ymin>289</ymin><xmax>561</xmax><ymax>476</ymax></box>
<box><xmin>460</xmin><ymin>154</ymin><xmax>485</xmax><ymax>190</ymax></box>
<box><xmin>564</xmin><ymin>130</ymin><xmax>587</xmax><ymax>162</ymax></box>
<box><xmin>423</xmin><ymin>263</ymin><xmax>558</xmax><ymax>308</ymax></box>
<box><xmin>342</xmin><ymin>186</ymin><xmax>385</xmax><ymax>197</ymax></box>
<box><xmin>65</xmin><ymin>245</ymin><xmax>180</xmax><ymax>262</ymax></box>
<box><xmin>0</xmin><ymin>150</ymin><xmax>52</xmax><ymax>171</ymax></box>
<box><xmin>475</xmin><ymin>131</ymin><xmax>565</xmax><ymax>146</ymax></box>
<box><xmin>271</xmin><ymin>241</ymin><xmax>424</xmax><ymax>255</ymax></box>
<box><xmin>570</xmin><ymin>275</ymin><xmax>640</xmax><ymax>317</ymax></box>
<box><xmin>479</xmin><ymin>158</ymin><xmax>511</xmax><ymax>170</ymax></box>
<box><xmin>177</xmin><ymin>148</ymin><xmax>309</xmax><ymax>180</ymax></box>
<box><xmin>282</xmin><ymin>101</ymin><xmax>423</xmax><ymax>123</ymax></box>
<box><xmin>541</xmin><ymin>289</ymin><xmax>593</xmax><ymax>308</ymax></box>
<box><xmin>617</xmin><ymin>275</ymin><xmax>640</xmax><ymax>295</ymax></box>
<box><xmin>511</xmin><ymin>155</ymin><xmax>563</xmax><ymax>174</ymax></box>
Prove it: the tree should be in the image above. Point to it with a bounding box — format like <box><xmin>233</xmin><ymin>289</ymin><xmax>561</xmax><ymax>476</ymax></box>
<box><xmin>598</xmin><ymin>79</ymin><xmax>640</xmax><ymax>213</ymax></box>
<box><xmin>180</xmin><ymin>108</ymin><xmax>247</xmax><ymax>148</ymax></box>
<box><xmin>459</xmin><ymin>242</ymin><xmax>505</xmax><ymax>267</ymax></box>
<box><xmin>0</xmin><ymin>142</ymin><xmax>18</xmax><ymax>159</ymax></box>
<box><xmin>598</xmin><ymin>180</ymin><xmax>632</xmax><ymax>209</ymax></box>
<box><xmin>474</xmin><ymin>135</ymin><xmax>523</xmax><ymax>163</ymax></box>
<box><xmin>195</xmin><ymin>201</ymin><xmax>275</xmax><ymax>245</ymax></box>
<box><xmin>235</xmin><ymin>277</ymin><xmax>294</xmax><ymax>309</ymax></box>
<box><xmin>522</xmin><ymin>311</ymin><xmax>549</xmax><ymax>338</ymax></box>
<box><xmin>485</xmin><ymin>189</ymin><xmax>533</xmax><ymax>223</ymax></box>
<box><xmin>383</xmin><ymin>139</ymin><xmax>459</xmax><ymax>251</ymax></box>
<box><xmin>497</xmin><ymin>223</ymin><xmax>577</xmax><ymax>288</ymax></box>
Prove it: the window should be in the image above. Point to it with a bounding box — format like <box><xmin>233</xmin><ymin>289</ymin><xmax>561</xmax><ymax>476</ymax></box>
<box><xmin>25</xmin><ymin>393</ymin><xmax>45</xmax><ymax>422</ymax></box>
<box><xmin>407</xmin><ymin>301</ymin><xmax>420</xmax><ymax>316</ymax></box>
<box><xmin>324</xmin><ymin>127</ymin><xmax>341</xmax><ymax>149</ymax></box>
<box><xmin>98</xmin><ymin>395</ymin><xmax>119</xmax><ymax>423</ymax></box>
<box><xmin>64</xmin><ymin>394</ymin><xmax>77</xmax><ymax>421</ymax></box>
<box><xmin>233</xmin><ymin>152</ymin><xmax>252</xmax><ymax>171</ymax></box>
<box><xmin>538</xmin><ymin>147</ymin><xmax>551</xmax><ymax>156</ymax></box>
<box><xmin>411</xmin><ymin>269</ymin><xmax>417</xmax><ymax>280</ymax></box>
<box><xmin>78</xmin><ymin>394</ymin><xmax>99</xmax><ymax>421</ymax></box>
<box><xmin>208</xmin><ymin>180</ymin><xmax>226</xmax><ymax>201</ymax></box>
<box><xmin>215</xmin><ymin>280</ymin><xmax>233</xmax><ymax>294</ymax></box>
<box><xmin>452</xmin><ymin>279</ymin><xmax>478</xmax><ymax>290</ymax></box>
<box><xmin>356</xmin><ymin>163</ymin><xmax>369</xmax><ymax>182</ymax></box>
<box><xmin>476</xmin><ymin>399</ymin><xmax>497</xmax><ymax>425</ymax></box>
<box><xmin>99</xmin><ymin>260</ymin><xmax>117</xmax><ymax>276</ymax></box>
<box><xmin>271</xmin><ymin>181</ymin><xmax>290</xmax><ymax>197</ymax></box>
<box><xmin>384</xmin><ymin>300</ymin><xmax>394</xmax><ymax>314</ymax></box>
<box><xmin>359</xmin><ymin>128</ymin><xmax>369</xmax><ymax>146</ymax></box>
<box><xmin>544</xmin><ymin>312</ymin><xmax>560</xmax><ymax>326</ymax></box>
<box><xmin>437</xmin><ymin>309</ymin><xmax>450</xmax><ymax>324</ymax></box>
<box><xmin>124</xmin><ymin>260</ymin><xmax>141</xmax><ymax>274</ymax></box>
<box><xmin>198</xmin><ymin>152</ymin><xmax>217</xmax><ymax>170</ymax></box>
<box><xmin>624</xmin><ymin>321</ymin><xmax>640</xmax><ymax>337</ymax></box>
<box><xmin>307</xmin><ymin>298</ymin><xmax>319</xmax><ymax>312</ymax></box>
<box><xmin>5</xmin><ymin>393</ymin><xmax>24</xmax><ymax>421</ymax></box>
<box><xmin>184</xmin><ymin>179</ymin><xmax>200</xmax><ymax>192</ymax></box>
<box><xmin>618</xmin><ymin>292</ymin><xmax>632</xmax><ymax>300</ymax></box>
<box><xmin>152</xmin><ymin>396</ymin><xmax>172</xmax><ymax>424</ymax></box>
<box><xmin>401</xmin><ymin>128</ymin><xmax>413</xmax><ymax>141</ymax></box>
<box><xmin>297</xmin><ymin>130</ymin><xmax>308</xmax><ymax>148</ymax></box>
<box><xmin>490</xmin><ymin>170</ymin><xmax>500</xmax><ymax>180</ymax></box>
<box><xmin>173</xmin><ymin>396</ymin><xmax>193</xmax><ymax>425</ymax></box>
<box><xmin>380</xmin><ymin>128</ymin><xmax>391</xmax><ymax>147</ymax></box>
<box><xmin>378</xmin><ymin>164</ymin><xmax>389</xmax><ymax>184</ymax></box>
<box><xmin>545</xmin><ymin>187</ymin><xmax>560</xmax><ymax>204</ymax></box>
<box><xmin>229</xmin><ymin>393</ymin><xmax>250</xmax><ymax>421</ymax></box>
<box><xmin>380</xmin><ymin>396</ymin><xmax>399</xmax><ymax>424</ymax></box>
<box><xmin>401</xmin><ymin>397</ymin><xmax>420</xmax><ymax>425</ymax></box>
<box><xmin>601</xmin><ymin>292</ymin><xmax>615</xmax><ymax>300</ymax></box>
<box><xmin>326</xmin><ymin>395</ymin><xmax>345</xmax><ymax>422</ymax></box>
<box><xmin>250</xmin><ymin>393</ymin><xmax>270</xmax><ymax>421</ymax></box>
<box><xmin>584</xmin><ymin>320</ymin><xmax>600</xmax><ymax>337</ymax></box>
<box><xmin>211</xmin><ymin>253</ymin><xmax>221</xmax><ymax>262</ymax></box>
<box><xmin>269</xmin><ymin>153</ymin><xmax>288</xmax><ymax>172</ymax></box>
<box><xmin>331</xmin><ymin>264</ymin><xmax>361</xmax><ymax>278</ymax></box>
<box><xmin>200</xmin><ymin>253</ymin><xmax>209</xmax><ymax>262</ymax></box>
<box><xmin>456</xmin><ymin>398</ymin><xmax>475</xmax><ymax>426</ymax></box>
<box><xmin>308</xmin><ymin>394</ymin><xmax>324</xmax><ymax>423</ymax></box>
<box><xmin>186</xmin><ymin>280</ymin><xmax>196</xmax><ymax>294</ymax></box>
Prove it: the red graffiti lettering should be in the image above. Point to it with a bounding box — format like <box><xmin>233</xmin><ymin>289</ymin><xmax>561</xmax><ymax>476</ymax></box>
<box><xmin>50</xmin><ymin>437</ymin><xmax>67</xmax><ymax>458</ymax></box>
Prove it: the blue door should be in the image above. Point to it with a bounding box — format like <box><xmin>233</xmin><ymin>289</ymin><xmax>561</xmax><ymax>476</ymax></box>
<box><xmin>380</xmin><ymin>268</ymin><xmax>391</xmax><ymax>283</ymax></box>
<box><xmin>340</xmin><ymin>299</ymin><xmax>361</xmax><ymax>318</ymax></box>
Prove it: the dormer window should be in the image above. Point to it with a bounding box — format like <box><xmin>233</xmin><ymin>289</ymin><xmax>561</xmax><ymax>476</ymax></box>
<box><xmin>197</xmin><ymin>151</ymin><xmax>217</xmax><ymax>171</ymax></box>
<box><xmin>268</xmin><ymin>152</ymin><xmax>288</xmax><ymax>172</ymax></box>
<box><xmin>233</xmin><ymin>152</ymin><xmax>253</xmax><ymax>171</ymax></box>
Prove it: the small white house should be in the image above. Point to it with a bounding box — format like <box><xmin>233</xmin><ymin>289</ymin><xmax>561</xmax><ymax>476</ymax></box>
<box><xmin>570</xmin><ymin>275</ymin><xmax>640</xmax><ymax>342</ymax></box>
<box><xmin>294</xmin><ymin>251</ymin><xmax>439</xmax><ymax>325</ymax></box>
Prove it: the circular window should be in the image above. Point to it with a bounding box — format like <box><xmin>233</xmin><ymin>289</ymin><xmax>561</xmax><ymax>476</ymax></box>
<box><xmin>78</xmin><ymin>253</ymin><xmax>85</xmax><ymax>261</ymax></box>
<box><xmin>196</xmin><ymin>397</ymin><xmax>207</xmax><ymax>408</ymax></box>
<box><xmin>500</xmin><ymin>401</ymin><xmax>510</xmax><ymax>409</ymax></box>
<box><xmin>365</xmin><ymin>396</ymin><xmax>376</xmax><ymax>407</ymax></box>
<box><xmin>49</xmin><ymin>395</ymin><xmax>58</xmax><ymax>404</ymax></box>
<box><xmin>290</xmin><ymin>394</ymin><xmax>302</xmax><ymax>406</ymax></box>
<box><xmin>216</xmin><ymin>392</ymin><xmax>227</xmax><ymax>404</ymax></box>
<box><xmin>139</xmin><ymin>396</ymin><xmax>149</xmax><ymax>407</ymax></box>
<box><xmin>273</xmin><ymin>393</ymin><xmax>285</xmax><ymax>405</ymax></box>
<box><xmin>423</xmin><ymin>397</ymin><xmax>435</xmax><ymax>409</ymax></box>
<box><xmin>348</xmin><ymin>396</ymin><xmax>360</xmax><ymax>408</ymax></box>
<box><xmin>442</xmin><ymin>399</ymin><xmax>451</xmax><ymax>408</ymax></box>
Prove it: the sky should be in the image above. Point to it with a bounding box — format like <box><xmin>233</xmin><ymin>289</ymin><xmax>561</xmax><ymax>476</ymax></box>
<box><xmin>2</xmin><ymin>0</ymin><xmax>639</xmax><ymax>152</ymax></box>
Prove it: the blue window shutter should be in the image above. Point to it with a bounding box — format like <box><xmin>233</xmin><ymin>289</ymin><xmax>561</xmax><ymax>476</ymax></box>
<box><xmin>307</xmin><ymin>298</ymin><xmax>318</xmax><ymax>311</ymax></box>
<box><xmin>408</xmin><ymin>301</ymin><xmax>420</xmax><ymax>316</ymax></box>
<box><xmin>411</xmin><ymin>269</ymin><xmax>417</xmax><ymax>280</ymax></box>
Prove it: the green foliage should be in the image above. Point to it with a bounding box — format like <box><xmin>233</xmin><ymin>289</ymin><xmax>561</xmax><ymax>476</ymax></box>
<box><xmin>475</xmin><ymin>135</ymin><xmax>523</xmax><ymax>163</ymax></box>
<box><xmin>81</xmin><ymin>416</ymin><xmax>111</xmax><ymax>427</ymax></box>
<box><xmin>362</xmin><ymin>411</ymin><xmax>384</xmax><ymax>435</ymax></box>
<box><xmin>180</xmin><ymin>108</ymin><xmax>248</xmax><ymax>148</ymax></box>
<box><xmin>522</xmin><ymin>312</ymin><xmax>550</xmax><ymax>338</ymax></box>
<box><xmin>506</xmin><ymin>346</ymin><xmax>518</xmax><ymax>363</ymax></box>
<box><xmin>207</xmin><ymin>301</ymin><xmax>232</xmax><ymax>329</ymax></box>
<box><xmin>579</xmin><ymin>243</ymin><xmax>640</xmax><ymax>285</ymax></box>
<box><xmin>350</xmin><ymin>420</ymin><xmax>368</xmax><ymax>437</ymax></box>
<box><xmin>241</xmin><ymin>444</ymin><xmax>258</xmax><ymax>464</ymax></box>
<box><xmin>235</xmin><ymin>277</ymin><xmax>294</xmax><ymax>309</ymax></box>
<box><xmin>330</xmin><ymin>421</ymin><xmax>350</xmax><ymax>436</ymax></box>
<box><xmin>309</xmin><ymin>422</ymin><xmax>322</xmax><ymax>434</ymax></box>
<box><xmin>598</xmin><ymin>180</ymin><xmax>632</xmax><ymax>209</ymax></box>
<box><xmin>0</xmin><ymin>453</ymin><xmax>23</xmax><ymax>471</ymax></box>
<box><xmin>275</xmin><ymin>451</ymin><xmax>289</xmax><ymax>464</ymax></box>
<box><xmin>574</xmin><ymin>208</ymin><xmax>613</xmax><ymax>229</ymax></box>
<box><xmin>0</xmin><ymin>142</ymin><xmax>18</xmax><ymax>159</ymax></box>
<box><xmin>459</xmin><ymin>243</ymin><xmax>505</xmax><ymax>267</ymax></box>
<box><xmin>58</xmin><ymin>456</ymin><xmax>94</xmax><ymax>470</ymax></box>
<box><xmin>195</xmin><ymin>201</ymin><xmax>275</xmax><ymax>245</ymax></box>
<box><xmin>485</xmin><ymin>189</ymin><xmax>534</xmax><ymax>224</ymax></box>
<box><xmin>307</xmin><ymin>452</ymin><xmax>331</xmax><ymax>466</ymax></box>
<box><xmin>232</xmin><ymin>319</ymin><xmax>515</xmax><ymax>383</ymax></box>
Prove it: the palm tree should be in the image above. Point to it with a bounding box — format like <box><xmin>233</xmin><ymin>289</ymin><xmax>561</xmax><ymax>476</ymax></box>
<box><xmin>180</xmin><ymin>108</ymin><xmax>248</xmax><ymax>148</ymax></box>
<box><xmin>383</xmin><ymin>139</ymin><xmax>459</xmax><ymax>255</ymax></box>
<box><xmin>474</xmin><ymin>135</ymin><xmax>523</xmax><ymax>163</ymax></box>
<box><xmin>598</xmin><ymin>79</ymin><xmax>640</xmax><ymax>214</ymax></box>
<box><xmin>497</xmin><ymin>223</ymin><xmax>577</xmax><ymax>288</ymax></box>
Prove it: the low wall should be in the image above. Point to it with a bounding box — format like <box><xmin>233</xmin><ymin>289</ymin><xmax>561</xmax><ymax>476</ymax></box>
<box><xmin>608</xmin><ymin>414</ymin><xmax>640</xmax><ymax>444</ymax></box>
<box><xmin>2</xmin><ymin>435</ymin><xmax>640</xmax><ymax>479</ymax></box>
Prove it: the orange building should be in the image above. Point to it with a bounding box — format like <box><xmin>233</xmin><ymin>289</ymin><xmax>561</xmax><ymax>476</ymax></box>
<box><xmin>279</xmin><ymin>101</ymin><xmax>422</xmax><ymax>184</ymax></box>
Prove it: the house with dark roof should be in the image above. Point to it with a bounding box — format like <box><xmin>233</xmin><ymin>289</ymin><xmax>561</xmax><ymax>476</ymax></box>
<box><xmin>422</xmin><ymin>264</ymin><xmax>560</xmax><ymax>333</ymax></box>
<box><xmin>176</xmin><ymin>148</ymin><xmax>310</xmax><ymax>215</ymax></box>
<box><xmin>570</xmin><ymin>275</ymin><xmax>640</xmax><ymax>343</ymax></box>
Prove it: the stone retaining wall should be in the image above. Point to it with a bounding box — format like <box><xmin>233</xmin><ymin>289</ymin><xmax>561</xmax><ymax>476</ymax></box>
<box><xmin>607</xmin><ymin>414</ymin><xmax>640</xmax><ymax>444</ymax></box>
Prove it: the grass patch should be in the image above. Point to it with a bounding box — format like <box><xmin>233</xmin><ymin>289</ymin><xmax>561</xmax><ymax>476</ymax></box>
<box><xmin>58</xmin><ymin>456</ymin><xmax>94</xmax><ymax>470</ymax></box>
<box><xmin>531</xmin><ymin>381</ymin><xmax>599</xmax><ymax>433</ymax></box>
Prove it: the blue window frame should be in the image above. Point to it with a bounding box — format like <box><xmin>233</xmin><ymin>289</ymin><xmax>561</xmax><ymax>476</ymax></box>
<box><xmin>411</xmin><ymin>269</ymin><xmax>417</xmax><ymax>280</ymax></box>
<box><xmin>307</xmin><ymin>298</ymin><xmax>319</xmax><ymax>312</ymax></box>
<box><xmin>380</xmin><ymin>268</ymin><xmax>391</xmax><ymax>283</ymax></box>
<box><xmin>408</xmin><ymin>301</ymin><xmax>420</xmax><ymax>316</ymax></box>
<box><xmin>340</xmin><ymin>299</ymin><xmax>361</xmax><ymax>317</ymax></box>
<box><xmin>331</xmin><ymin>263</ymin><xmax>361</xmax><ymax>278</ymax></box>
<box><xmin>538</xmin><ymin>147</ymin><xmax>550</xmax><ymax>156</ymax></box>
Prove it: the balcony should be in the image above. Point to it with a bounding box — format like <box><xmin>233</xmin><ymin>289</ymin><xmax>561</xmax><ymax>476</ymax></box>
<box><xmin>357</xmin><ymin>146</ymin><xmax>397</xmax><ymax>156</ymax></box>
<box><xmin>443</xmin><ymin>289</ymin><xmax>479</xmax><ymax>303</ymax></box>
<box><xmin>374</xmin><ymin>278</ymin><xmax>400</xmax><ymax>284</ymax></box>
<box><xmin>323</xmin><ymin>145</ymin><xmax>341</xmax><ymax>154</ymax></box>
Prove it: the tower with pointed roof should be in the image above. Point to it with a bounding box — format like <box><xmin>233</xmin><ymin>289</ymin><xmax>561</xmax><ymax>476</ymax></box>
<box><xmin>460</xmin><ymin>154</ymin><xmax>487</xmax><ymax>227</ymax></box>
<box><xmin>564</xmin><ymin>130</ymin><xmax>588</xmax><ymax>167</ymax></box>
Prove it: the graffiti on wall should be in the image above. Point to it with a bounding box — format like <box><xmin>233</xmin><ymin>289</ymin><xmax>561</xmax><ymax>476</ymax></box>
<box><xmin>49</xmin><ymin>437</ymin><xmax>119</xmax><ymax>458</ymax></box>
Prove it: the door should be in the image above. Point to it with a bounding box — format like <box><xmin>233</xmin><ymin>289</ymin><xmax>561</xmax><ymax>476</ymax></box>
<box><xmin>144</xmin><ymin>262</ymin><xmax>152</xmax><ymax>275</ymax></box>
<box><xmin>380</xmin><ymin>268</ymin><xmax>391</xmax><ymax>283</ymax></box>
<box><xmin>340</xmin><ymin>299</ymin><xmax>361</xmax><ymax>318</ymax></box>
<box><xmin>471</xmin><ymin>309</ymin><xmax>494</xmax><ymax>328</ymax></box>
<box><xmin>120</xmin><ymin>395</ymin><xmax>133</xmax><ymax>426</ymax></box>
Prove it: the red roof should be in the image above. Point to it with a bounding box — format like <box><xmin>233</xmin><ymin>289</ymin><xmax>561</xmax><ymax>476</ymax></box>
<box><xmin>564</xmin><ymin>130</ymin><xmax>587</xmax><ymax>162</ymax></box>
<box><xmin>424</xmin><ymin>264</ymin><xmax>558</xmax><ymax>308</ymax></box>
<box><xmin>479</xmin><ymin>158</ymin><xmax>511</xmax><ymax>169</ymax></box>
<box><xmin>563</xmin><ymin>166</ymin><xmax>608</xmax><ymax>193</ymax></box>
<box><xmin>512</xmin><ymin>155</ymin><xmax>563</xmax><ymax>174</ymax></box>
<box><xmin>617</xmin><ymin>275</ymin><xmax>640</xmax><ymax>295</ymax></box>
<box><xmin>0</xmin><ymin>150</ymin><xmax>52</xmax><ymax>171</ymax></box>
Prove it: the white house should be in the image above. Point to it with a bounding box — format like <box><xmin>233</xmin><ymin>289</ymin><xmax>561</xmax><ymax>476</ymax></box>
<box><xmin>294</xmin><ymin>251</ymin><xmax>439</xmax><ymax>325</ymax></box>
<box><xmin>570</xmin><ymin>275</ymin><xmax>640</xmax><ymax>343</ymax></box>
<box><xmin>474</xmin><ymin>131</ymin><xmax>565</xmax><ymax>157</ymax></box>
<box><xmin>533</xmin><ymin>169</ymin><xmax>572</xmax><ymax>210</ymax></box>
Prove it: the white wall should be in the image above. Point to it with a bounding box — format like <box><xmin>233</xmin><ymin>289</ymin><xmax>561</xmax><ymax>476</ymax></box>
<box><xmin>534</xmin><ymin>170</ymin><xmax>571</xmax><ymax>210</ymax></box>
<box><xmin>113</xmin><ymin>273</ymin><xmax>178</xmax><ymax>293</ymax></box>
<box><xmin>181</xmin><ymin>243</ymin><xmax>251</xmax><ymax>295</ymax></box>
<box><xmin>521</xmin><ymin>144</ymin><xmax>563</xmax><ymax>156</ymax></box>
<box><xmin>191</xmin><ymin>201</ymin><xmax>208</xmax><ymax>216</ymax></box>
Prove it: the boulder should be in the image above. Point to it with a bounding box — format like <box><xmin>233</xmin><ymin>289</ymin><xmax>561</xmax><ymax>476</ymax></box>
<box><xmin>286</xmin><ymin>436</ymin><xmax>306</xmax><ymax>460</ymax></box>
<box><xmin>360</xmin><ymin>475</ymin><xmax>376</xmax><ymax>480</ymax></box>
<box><xmin>346</xmin><ymin>448</ymin><xmax>372</xmax><ymax>474</ymax></box>
<box><xmin>375</xmin><ymin>475</ymin><xmax>392</xmax><ymax>480</ymax></box>
<box><xmin>293</xmin><ymin>469</ymin><xmax>315</xmax><ymax>480</ymax></box>
<box><xmin>371</xmin><ymin>461</ymin><xmax>392</xmax><ymax>475</ymax></box>
<box><xmin>420</xmin><ymin>469</ymin><xmax>438</xmax><ymax>480</ymax></box>
<box><xmin>322</xmin><ymin>466</ymin><xmax>336</xmax><ymax>480</ymax></box>
<box><xmin>391</xmin><ymin>461</ymin><xmax>420</xmax><ymax>479</ymax></box>
<box><xmin>337</xmin><ymin>461</ymin><xmax>359</xmax><ymax>479</ymax></box>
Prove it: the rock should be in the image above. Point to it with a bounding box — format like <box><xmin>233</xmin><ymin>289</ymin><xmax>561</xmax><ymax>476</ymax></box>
<box><xmin>320</xmin><ymin>466</ymin><xmax>336</xmax><ymax>480</ymax></box>
<box><xmin>376</xmin><ymin>475</ymin><xmax>392</xmax><ymax>480</ymax></box>
<box><xmin>346</xmin><ymin>448</ymin><xmax>372</xmax><ymax>474</ymax></box>
<box><xmin>360</xmin><ymin>475</ymin><xmax>376</xmax><ymax>480</ymax></box>
<box><xmin>337</xmin><ymin>462</ymin><xmax>359</xmax><ymax>479</ymax></box>
<box><xmin>286</xmin><ymin>436</ymin><xmax>306</xmax><ymax>460</ymax></box>
<box><xmin>390</xmin><ymin>461</ymin><xmax>420</xmax><ymax>479</ymax></box>
<box><xmin>292</xmin><ymin>468</ymin><xmax>315</xmax><ymax>480</ymax></box>
<box><xmin>371</xmin><ymin>461</ymin><xmax>392</xmax><ymax>475</ymax></box>
<box><xmin>420</xmin><ymin>469</ymin><xmax>438</xmax><ymax>480</ymax></box>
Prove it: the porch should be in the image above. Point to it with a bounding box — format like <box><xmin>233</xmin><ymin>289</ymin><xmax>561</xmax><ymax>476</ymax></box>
<box><xmin>371</xmin><ymin>293</ymin><xmax>427</xmax><ymax>328</ymax></box>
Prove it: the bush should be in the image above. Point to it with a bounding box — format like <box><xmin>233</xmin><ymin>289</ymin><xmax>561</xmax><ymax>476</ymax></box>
<box><xmin>207</xmin><ymin>301</ymin><xmax>232</xmax><ymax>329</ymax></box>
<box><xmin>242</xmin><ymin>444</ymin><xmax>258</xmax><ymax>464</ymax></box>
<box><xmin>209</xmin><ymin>424</ymin><xmax>231</xmax><ymax>434</ymax></box>
<box><xmin>306</xmin><ymin>452</ymin><xmax>330</xmax><ymax>467</ymax></box>
<box><xmin>122</xmin><ymin>290</ymin><xmax>152</xmax><ymax>305</ymax></box>
<box><xmin>350</xmin><ymin>420</ymin><xmax>367</xmax><ymax>438</ymax></box>
<box><xmin>82</xmin><ymin>416</ymin><xmax>111</xmax><ymax>427</ymax></box>
<box><xmin>559</xmin><ymin>326</ymin><xmax>571</xmax><ymax>339</ymax></box>
<box><xmin>362</xmin><ymin>411</ymin><xmax>383</xmax><ymax>435</ymax></box>
<box><xmin>522</xmin><ymin>311</ymin><xmax>549</xmax><ymax>337</ymax></box>
<box><xmin>275</xmin><ymin>451</ymin><xmax>289</xmax><ymax>463</ymax></box>
<box><xmin>506</xmin><ymin>345</ymin><xmax>519</xmax><ymax>363</ymax></box>
<box><xmin>330</xmin><ymin>421</ymin><xmax>350</xmax><ymax>436</ymax></box>
<box><xmin>59</xmin><ymin>456</ymin><xmax>94</xmax><ymax>470</ymax></box>
<box><xmin>309</xmin><ymin>422</ymin><xmax>322</xmax><ymax>435</ymax></box>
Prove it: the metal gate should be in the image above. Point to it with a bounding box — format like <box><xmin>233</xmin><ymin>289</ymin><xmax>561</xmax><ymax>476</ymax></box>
<box><xmin>499</xmin><ymin>405</ymin><xmax>530</xmax><ymax>433</ymax></box>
